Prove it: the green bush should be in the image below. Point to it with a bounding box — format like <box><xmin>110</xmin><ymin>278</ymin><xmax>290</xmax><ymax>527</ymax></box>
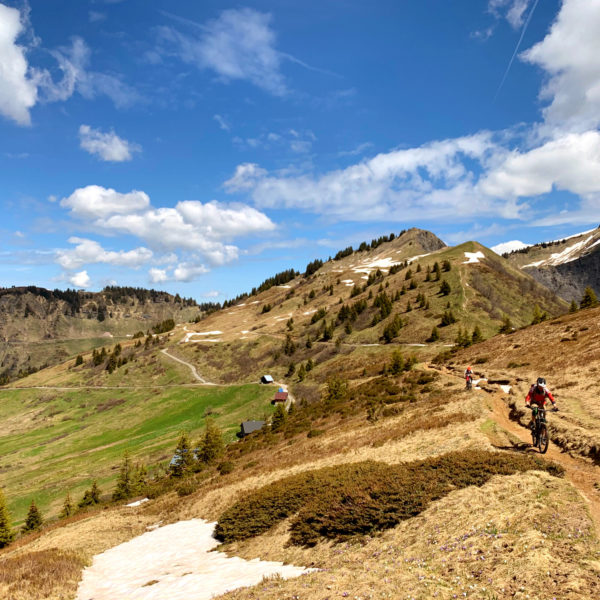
<box><xmin>215</xmin><ymin>450</ymin><xmax>563</xmax><ymax>547</ymax></box>
<box><xmin>218</xmin><ymin>461</ymin><xmax>235</xmax><ymax>475</ymax></box>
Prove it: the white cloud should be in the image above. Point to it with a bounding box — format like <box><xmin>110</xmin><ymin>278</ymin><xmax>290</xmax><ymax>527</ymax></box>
<box><xmin>0</xmin><ymin>3</ymin><xmax>38</xmax><ymax>125</ymax></box>
<box><xmin>61</xmin><ymin>185</ymin><xmax>150</xmax><ymax>219</ymax></box>
<box><xmin>36</xmin><ymin>36</ymin><xmax>139</xmax><ymax>108</ymax></box>
<box><xmin>213</xmin><ymin>114</ymin><xmax>230</xmax><ymax>131</ymax></box>
<box><xmin>69</xmin><ymin>270</ymin><xmax>91</xmax><ymax>288</ymax></box>
<box><xmin>173</xmin><ymin>262</ymin><xmax>209</xmax><ymax>282</ymax></box>
<box><xmin>488</xmin><ymin>0</ymin><xmax>532</xmax><ymax>28</ymax></box>
<box><xmin>522</xmin><ymin>0</ymin><xmax>600</xmax><ymax>131</ymax></box>
<box><xmin>480</xmin><ymin>131</ymin><xmax>600</xmax><ymax>198</ymax></box>
<box><xmin>61</xmin><ymin>185</ymin><xmax>275</xmax><ymax>267</ymax></box>
<box><xmin>79</xmin><ymin>125</ymin><xmax>141</xmax><ymax>162</ymax></box>
<box><xmin>224</xmin><ymin>163</ymin><xmax>268</xmax><ymax>192</ymax></box>
<box><xmin>149</xmin><ymin>268</ymin><xmax>169</xmax><ymax>283</ymax></box>
<box><xmin>56</xmin><ymin>237</ymin><xmax>153</xmax><ymax>270</ymax></box>
<box><xmin>159</xmin><ymin>8</ymin><xmax>287</xmax><ymax>96</ymax></box>
<box><xmin>225</xmin><ymin>133</ymin><xmax>520</xmax><ymax>222</ymax></box>
<box><xmin>88</xmin><ymin>11</ymin><xmax>106</xmax><ymax>23</ymax></box>
<box><xmin>148</xmin><ymin>263</ymin><xmax>209</xmax><ymax>283</ymax></box>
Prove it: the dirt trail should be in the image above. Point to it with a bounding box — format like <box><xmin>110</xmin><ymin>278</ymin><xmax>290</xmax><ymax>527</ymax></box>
<box><xmin>160</xmin><ymin>348</ymin><xmax>216</xmax><ymax>385</ymax></box>
<box><xmin>489</xmin><ymin>391</ymin><xmax>600</xmax><ymax>536</ymax></box>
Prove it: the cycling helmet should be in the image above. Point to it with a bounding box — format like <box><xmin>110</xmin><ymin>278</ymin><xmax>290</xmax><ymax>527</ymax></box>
<box><xmin>536</xmin><ymin>377</ymin><xmax>546</xmax><ymax>388</ymax></box>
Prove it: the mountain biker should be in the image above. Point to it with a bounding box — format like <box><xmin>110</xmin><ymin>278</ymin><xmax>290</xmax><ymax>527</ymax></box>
<box><xmin>464</xmin><ymin>366</ymin><xmax>474</xmax><ymax>385</ymax></box>
<box><xmin>525</xmin><ymin>377</ymin><xmax>557</xmax><ymax>430</ymax></box>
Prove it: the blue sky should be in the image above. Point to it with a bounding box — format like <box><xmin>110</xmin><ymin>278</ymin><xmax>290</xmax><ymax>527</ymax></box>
<box><xmin>2</xmin><ymin>0</ymin><xmax>600</xmax><ymax>300</ymax></box>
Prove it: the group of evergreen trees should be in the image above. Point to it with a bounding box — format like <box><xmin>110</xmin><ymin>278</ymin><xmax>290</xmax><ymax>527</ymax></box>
<box><xmin>169</xmin><ymin>419</ymin><xmax>225</xmax><ymax>478</ymax></box>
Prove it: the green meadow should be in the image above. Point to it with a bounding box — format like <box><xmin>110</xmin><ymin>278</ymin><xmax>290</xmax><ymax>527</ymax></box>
<box><xmin>0</xmin><ymin>384</ymin><xmax>275</xmax><ymax>523</ymax></box>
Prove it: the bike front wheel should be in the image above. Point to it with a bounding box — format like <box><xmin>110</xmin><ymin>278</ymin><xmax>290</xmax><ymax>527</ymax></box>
<box><xmin>538</xmin><ymin>425</ymin><xmax>549</xmax><ymax>454</ymax></box>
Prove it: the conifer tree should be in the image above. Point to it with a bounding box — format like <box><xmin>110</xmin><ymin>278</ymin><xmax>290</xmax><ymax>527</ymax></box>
<box><xmin>498</xmin><ymin>315</ymin><xmax>513</xmax><ymax>334</ymax></box>
<box><xmin>0</xmin><ymin>488</ymin><xmax>14</xmax><ymax>548</ymax></box>
<box><xmin>75</xmin><ymin>355</ymin><xmax>83</xmax><ymax>366</ymax></box>
<box><xmin>433</xmin><ymin>262</ymin><xmax>441</xmax><ymax>280</ymax></box>
<box><xmin>472</xmin><ymin>325</ymin><xmax>484</xmax><ymax>344</ymax></box>
<box><xmin>198</xmin><ymin>418</ymin><xmax>225</xmax><ymax>464</ymax></box>
<box><xmin>580</xmin><ymin>286</ymin><xmax>599</xmax><ymax>309</ymax></box>
<box><xmin>131</xmin><ymin>464</ymin><xmax>148</xmax><ymax>495</ymax></box>
<box><xmin>439</xmin><ymin>280</ymin><xmax>451</xmax><ymax>296</ymax></box>
<box><xmin>170</xmin><ymin>431</ymin><xmax>195</xmax><ymax>477</ymax></box>
<box><xmin>297</xmin><ymin>363</ymin><xmax>306</xmax><ymax>382</ymax></box>
<box><xmin>59</xmin><ymin>492</ymin><xmax>74</xmax><ymax>519</ymax></box>
<box><xmin>22</xmin><ymin>500</ymin><xmax>43</xmax><ymax>533</ymax></box>
<box><xmin>112</xmin><ymin>452</ymin><xmax>133</xmax><ymax>501</ymax></box>
<box><xmin>427</xmin><ymin>326</ymin><xmax>440</xmax><ymax>342</ymax></box>
<box><xmin>306</xmin><ymin>357</ymin><xmax>314</xmax><ymax>372</ymax></box>
<box><xmin>271</xmin><ymin>403</ymin><xmax>287</xmax><ymax>432</ymax></box>
<box><xmin>569</xmin><ymin>299</ymin><xmax>579</xmax><ymax>313</ymax></box>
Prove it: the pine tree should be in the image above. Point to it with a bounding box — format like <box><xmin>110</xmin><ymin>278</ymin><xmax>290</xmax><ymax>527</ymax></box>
<box><xmin>90</xmin><ymin>481</ymin><xmax>101</xmax><ymax>504</ymax></box>
<box><xmin>170</xmin><ymin>432</ymin><xmax>195</xmax><ymax>477</ymax></box>
<box><xmin>271</xmin><ymin>403</ymin><xmax>287</xmax><ymax>432</ymax></box>
<box><xmin>427</xmin><ymin>326</ymin><xmax>440</xmax><ymax>342</ymax></box>
<box><xmin>59</xmin><ymin>492</ymin><xmax>74</xmax><ymax>519</ymax></box>
<box><xmin>75</xmin><ymin>355</ymin><xmax>83</xmax><ymax>366</ymax></box>
<box><xmin>286</xmin><ymin>362</ymin><xmax>296</xmax><ymax>377</ymax></box>
<box><xmin>531</xmin><ymin>304</ymin><xmax>547</xmax><ymax>325</ymax></box>
<box><xmin>198</xmin><ymin>418</ymin><xmax>225</xmax><ymax>464</ymax></box>
<box><xmin>131</xmin><ymin>464</ymin><xmax>148</xmax><ymax>495</ymax></box>
<box><xmin>498</xmin><ymin>315</ymin><xmax>513</xmax><ymax>334</ymax></box>
<box><xmin>433</xmin><ymin>262</ymin><xmax>442</xmax><ymax>281</ymax></box>
<box><xmin>297</xmin><ymin>363</ymin><xmax>306</xmax><ymax>381</ymax></box>
<box><xmin>306</xmin><ymin>357</ymin><xmax>314</xmax><ymax>372</ymax></box>
<box><xmin>78</xmin><ymin>481</ymin><xmax>101</xmax><ymax>508</ymax></box>
<box><xmin>569</xmin><ymin>299</ymin><xmax>579</xmax><ymax>313</ymax></box>
<box><xmin>22</xmin><ymin>500</ymin><xmax>43</xmax><ymax>533</ymax></box>
<box><xmin>390</xmin><ymin>349</ymin><xmax>405</xmax><ymax>375</ymax></box>
<box><xmin>324</xmin><ymin>376</ymin><xmax>348</xmax><ymax>406</ymax></box>
<box><xmin>112</xmin><ymin>452</ymin><xmax>133</xmax><ymax>501</ymax></box>
<box><xmin>0</xmin><ymin>488</ymin><xmax>14</xmax><ymax>548</ymax></box>
<box><xmin>580</xmin><ymin>286</ymin><xmax>599</xmax><ymax>309</ymax></box>
<box><xmin>439</xmin><ymin>280</ymin><xmax>451</xmax><ymax>296</ymax></box>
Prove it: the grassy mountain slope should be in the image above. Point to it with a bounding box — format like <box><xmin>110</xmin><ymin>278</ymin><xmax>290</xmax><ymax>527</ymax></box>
<box><xmin>2</xmin><ymin>229</ymin><xmax>600</xmax><ymax>600</ymax></box>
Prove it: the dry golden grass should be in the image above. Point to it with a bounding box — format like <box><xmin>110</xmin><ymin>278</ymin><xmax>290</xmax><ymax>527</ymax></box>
<box><xmin>0</xmin><ymin>549</ymin><xmax>87</xmax><ymax>600</ymax></box>
<box><xmin>218</xmin><ymin>472</ymin><xmax>600</xmax><ymax>600</ymax></box>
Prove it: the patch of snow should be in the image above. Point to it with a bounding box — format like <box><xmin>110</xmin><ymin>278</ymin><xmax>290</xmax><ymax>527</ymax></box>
<box><xmin>250</xmin><ymin>301</ymin><xmax>259</xmax><ymax>304</ymax></box>
<box><xmin>351</xmin><ymin>256</ymin><xmax>400</xmax><ymax>275</ymax></box>
<box><xmin>303</xmin><ymin>309</ymin><xmax>317</xmax><ymax>315</ymax></box>
<box><xmin>463</xmin><ymin>251</ymin><xmax>485</xmax><ymax>264</ymax></box>
<box><xmin>237</xmin><ymin>303</ymin><xmax>246</xmax><ymax>307</ymax></box>
<box><xmin>523</xmin><ymin>260</ymin><xmax>545</xmax><ymax>268</ymax></box>
<box><xmin>589</xmin><ymin>239</ymin><xmax>600</xmax><ymax>250</ymax></box>
<box><xmin>361</xmin><ymin>275</ymin><xmax>368</xmax><ymax>280</ymax></box>
<box><xmin>277</xmin><ymin>285</ymin><xmax>292</xmax><ymax>288</ymax></box>
<box><xmin>491</xmin><ymin>240</ymin><xmax>530</xmax><ymax>255</ymax></box>
<box><xmin>182</xmin><ymin>331</ymin><xmax>223</xmax><ymax>343</ymax></box>
<box><xmin>406</xmin><ymin>252</ymin><xmax>431</xmax><ymax>264</ymax></box>
<box><xmin>241</xmin><ymin>330</ymin><xmax>250</xmax><ymax>334</ymax></box>
<box><xmin>76</xmin><ymin>519</ymin><xmax>314</xmax><ymax>600</ymax></box>
<box><xmin>545</xmin><ymin>236</ymin><xmax>594</xmax><ymax>266</ymax></box>
<box><xmin>500</xmin><ymin>385</ymin><xmax>512</xmax><ymax>394</ymax></box>
<box><xmin>126</xmin><ymin>498</ymin><xmax>149</xmax><ymax>508</ymax></box>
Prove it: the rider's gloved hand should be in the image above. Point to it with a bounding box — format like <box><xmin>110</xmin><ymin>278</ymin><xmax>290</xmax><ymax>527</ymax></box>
<box><xmin>552</xmin><ymin>406</ymin><xmax>559</xmax><ymax>412</ymax></box>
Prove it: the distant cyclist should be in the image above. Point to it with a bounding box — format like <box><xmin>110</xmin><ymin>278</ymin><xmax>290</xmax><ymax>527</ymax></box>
<box><xmin>525</xmin><ymin>377</ymin><xmax>557</xmax><ymax>430</ymax></box>
<box><xmin>464</xmin><ymin>366</ymin><xmax>474</xmax><ymax>389</ymax></box>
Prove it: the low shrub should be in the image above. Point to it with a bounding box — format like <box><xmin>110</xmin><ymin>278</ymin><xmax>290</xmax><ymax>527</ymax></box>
<box><xmin>215</xmin><ymin>450</ymin><xmax>563</xmax><ymax>547</ymax></box>
<box><xmin>218</xmin><ymin>461</ymin><xmax>235</xmax><ymax>475</ymax></box>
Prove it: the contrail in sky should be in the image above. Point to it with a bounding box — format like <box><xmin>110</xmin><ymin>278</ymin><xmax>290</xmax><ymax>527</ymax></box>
<box><xmin>494</xmin><ymin>0</ymin><xmax>541</xmax><ymax>101</ymax></box>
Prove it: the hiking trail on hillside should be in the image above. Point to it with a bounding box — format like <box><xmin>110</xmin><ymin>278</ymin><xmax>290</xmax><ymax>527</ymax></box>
<box><xmin>160</xmin><ymin>348</ymin><xmax>215</xmax><ymax>385</ymax></box>
<box><xmin>439</xmin><ymin>365</ymin><xmax>600</xmax><ymax>536</ymax></box>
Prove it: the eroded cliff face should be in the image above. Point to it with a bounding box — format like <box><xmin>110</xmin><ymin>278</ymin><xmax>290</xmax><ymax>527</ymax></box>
<box><xmin>524</xmin><ymin>249</ymin><xmax>600</xmax><ymax>302</ymax></box>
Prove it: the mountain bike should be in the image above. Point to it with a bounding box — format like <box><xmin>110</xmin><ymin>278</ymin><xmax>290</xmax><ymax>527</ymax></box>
<box><xmin>466</xmin><ymin>375</ymin><xmax>473</xmax><ymax>390</ymax></box>
<box><xmin>526</xmin><ymin>405</ymin><xmax>557</xmax><ymax>454</ymax></box>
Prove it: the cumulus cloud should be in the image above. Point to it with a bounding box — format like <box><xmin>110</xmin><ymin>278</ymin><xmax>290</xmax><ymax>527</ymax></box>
<box><xmin>148</xmin><ymin>262</ymin><xmax>209</xmax><ymax>283</ymax></box>
<box><xmin>213</xmin><ymin>114</ymin><xmax>230</xmax><ymax>131</ymax></box>
<box><xmin>225</xmin><ymin>134</ymin><xmax>518</xmax><ymax>222</ymax></box>
<box><xmin>69</xmin><ymin>270</ymin><xmax>91</xmax><ymax>288</ymax></box>
<box><xmin>0</xmin><ymin>3</ymin><xmax>38</xmax><ymax>125</ymax></box>
<box><xmin>56</xmin><ymin>237</ymin><xmax>153</xmax><ymax>270</ymax></box>
<box><xmin>159</xmin><ymin>8</ymin><xmax>287</xmax><ymax>96</ymax></box>
<box><xmin>480</xmin><ymin>131</ymin><xmax>600</xmax><ymax>198</ymax></box>
<box><xmin>61</xmin><ymin>185</ymin><xmax>150</xmax><ymax>219</ymax></box>
<box><xmin>60</xmin><ymin>186</ymin><xmax>275</xmax><ymax>272</ymax></box>
<box><xmin>79</xmin><ymin>125</ymin><xmax>141</xmax><ymax>162</ymax></box>
<box><xmin>522</xmin><ymin>0</ymin><xmax>600</xmax><ymax>131</ymax></box>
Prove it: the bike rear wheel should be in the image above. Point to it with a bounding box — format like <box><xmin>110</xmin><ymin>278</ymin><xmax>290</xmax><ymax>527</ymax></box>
<box><xmin>538</xmin><ymin>425</ymin><xmax>549</xmax><ymax>454</ymax></box>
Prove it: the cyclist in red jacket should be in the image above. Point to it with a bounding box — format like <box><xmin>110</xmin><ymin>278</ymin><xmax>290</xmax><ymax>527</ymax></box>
<box><xmin>525</xmin><ymin>377</ymin><xmax>557</xmax><ymax>430</ymax></box>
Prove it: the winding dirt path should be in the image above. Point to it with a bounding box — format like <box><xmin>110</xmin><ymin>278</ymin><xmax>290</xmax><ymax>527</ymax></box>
<box><xmin>489</xmin><ymin>391</ymin><xmax>600</xmax><ymax>536</ymax></box>
<box><xmin>160</xmin><ymin>348</ymin><xmax>216</xmax><ymax>385</ymax></box>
